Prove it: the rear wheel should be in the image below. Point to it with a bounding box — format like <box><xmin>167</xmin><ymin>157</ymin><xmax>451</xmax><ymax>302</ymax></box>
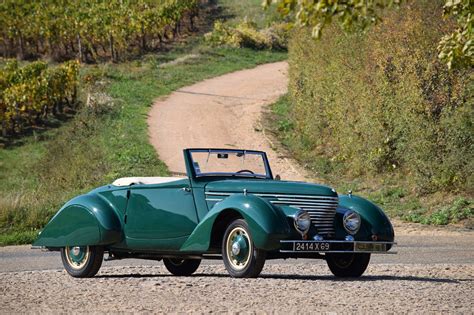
<box><xmin>326</xmin><ymin>253</ymin><xmax>371</xmax><ymax>277</ymax></box>
<box><xmin>163</xmin><ymin>258</ymin><xmax>201</xmax><ymax>276</ymax></box>
<box><xmin>60</xmin><ymin>246</ymin><xmax>104</xmax><ymax>278</ymax></box>
<box><xmin>222</xmin><ymin>219</ymin><xmax>266</xmax><ymax>278</ymax></box>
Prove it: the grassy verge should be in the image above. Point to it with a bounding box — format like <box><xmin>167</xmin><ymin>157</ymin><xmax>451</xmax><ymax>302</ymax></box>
<box><xmin>269</xmin><ymin>95</ymin><xmax>473</xmax><ymax>228</ymax></box>
<box><xmin>218</xmin><ymin>0</ymin><xmax>281</xmax><ymax>28</ymax></box>
<box><xmin>0</xmin><ymin>38</ymin><xmax>286</xmax><ymax>245</ymax></box>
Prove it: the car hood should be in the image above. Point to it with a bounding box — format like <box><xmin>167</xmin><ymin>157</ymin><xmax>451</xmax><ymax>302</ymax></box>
<box><xmin>205</xmin><ymin>179</ymin><xmax>337</xmax><ymax>197</ymax></box>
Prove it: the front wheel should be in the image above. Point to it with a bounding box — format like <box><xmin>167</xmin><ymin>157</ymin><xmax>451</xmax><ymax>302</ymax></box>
<box><xmin>222</xmin><ymin>219</ymin><xmax>266</xmax><ymax>278</ymax></box>
<box><xmin>163</xmin><ymin>258</ymin><xmax>201</xmax><ymax>276</ymax></box>
<box><xmin>326</xmin><ymin>253</ymin><xmax>371</xmax><ymax>277</ymax></box>
<box><xmin>60</xmin><ymin>245</ymin><xmax>104</xmax><ymax>278</ymax></box>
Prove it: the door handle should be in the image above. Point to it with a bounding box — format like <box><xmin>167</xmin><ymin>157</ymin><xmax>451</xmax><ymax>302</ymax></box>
<box><xmin>182</xmin><ymin>187</ymin><xmax>191</xmax><ymax>193</ymax></box>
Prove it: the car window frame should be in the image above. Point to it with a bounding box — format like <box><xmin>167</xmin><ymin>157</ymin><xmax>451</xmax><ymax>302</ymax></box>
<box><xmin>187</xmin><ymin>148</ymin><xmax>273</xmax><ymax>180</ymax></box>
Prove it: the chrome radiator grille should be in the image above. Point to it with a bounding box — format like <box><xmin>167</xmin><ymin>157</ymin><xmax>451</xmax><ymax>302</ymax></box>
<box><xmin>260</xmin><ymin>194</ymin><xmax>338</xmax><ymax>235</ymax></box>
<box><xmin>205</xmin><ymin>192</ymin><xmax>339</xmax><ymax>235</ymax></box>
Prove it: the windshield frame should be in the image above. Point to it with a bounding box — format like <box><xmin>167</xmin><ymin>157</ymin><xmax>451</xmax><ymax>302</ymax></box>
<box><xmin>187</xmin><ymin>148</ymin><xmax>273</xmax><ymax>179</ymax></box>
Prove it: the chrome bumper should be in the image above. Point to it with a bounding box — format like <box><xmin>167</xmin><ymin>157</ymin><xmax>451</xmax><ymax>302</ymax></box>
<box><xmin>280</xmin><ymin>240</ymin><xmax>397</xmax><ymax>254</ymax></box>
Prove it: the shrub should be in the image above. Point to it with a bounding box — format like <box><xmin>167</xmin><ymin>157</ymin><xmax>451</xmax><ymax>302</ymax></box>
<box><xmin>204</xmin><ymin>20</ymin><xmax>290</xmax><ymax>50</ymax></box>
<box><xmin>285</xmin><ymin>0</ymin><xmax>473</xmax><ymax>193</ymax></box>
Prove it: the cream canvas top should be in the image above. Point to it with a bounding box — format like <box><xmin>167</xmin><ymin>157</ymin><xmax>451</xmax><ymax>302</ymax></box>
<box><xmin>112</xmin><ymin>177</ymin><xmax>184</xmax><ymax>186</ymax></box>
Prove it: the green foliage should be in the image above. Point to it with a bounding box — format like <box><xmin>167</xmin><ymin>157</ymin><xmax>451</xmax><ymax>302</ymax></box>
<box><xmin>402</xmin><ymin>198</ymin><xmax>473</xmax><ymax>225</ymax></box>
<box><xmin>0</xmin><ymin>60</ymin><xmax>79</xmax><ymax>137</ymax></box>
<box><xmin>0</xmin><ymin>0</ymin><xmax>198</xmax><ymax>62</ymax></box>
<box><xmin>264</xmin><ymin>0</ymin><xmax>402</xmax><ymax>38</ymax></box>
<box><xmin>284</xmin><ymin>1</ymin><xmax>473</xmax><ymax>194</ymax></box>
<box><xmin>0</xmin><ymin>230</ymin><xmax>37</xmax><ymax>246</ymax></box>
<box><xmin>205</xmin><ymin>20</ymin><xmax>290</xmax><ymax>50</ymax></box>
<box><xmin>266</xmin><ymin>0</ymin><xmax>473</xmax><ymax>68</ymax></box>
<box><xmin>219</xmin><ymin>0</ymin><xmax>283</xmax><ymax>29</ymax></box>
<box><xmin>438</xmin><ymin>0</ymin><xmax>474</xmax><ymax>68</ymax></box>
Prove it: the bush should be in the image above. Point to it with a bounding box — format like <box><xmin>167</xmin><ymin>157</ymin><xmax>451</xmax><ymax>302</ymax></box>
<box><xmin>402</xmin><ymin>198</ymin><xmax>473</xmax><ymax>225</ymax></box>
<box><xmin>285</xmin><ymin>0</ymin><xmax>473</xmax><ymax>194</ymax></box>
<box><xmin>204</xmin><ymin>20</ymin><xmax>290</xmax><ymax>50</ymax></box>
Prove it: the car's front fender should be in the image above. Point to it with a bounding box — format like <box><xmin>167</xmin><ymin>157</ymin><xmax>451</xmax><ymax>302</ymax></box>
<box><xmin>336</xmin><ymin>194</ymin><xmax>394</xmax><ymax>242</ymax></box>
<box><xmin>32</xmin><ymin>193</ymin><xmax>123</xmax><ymax>248</ymax></box>
<box><xmin>180</xmin><ymin>194</ymin><xmax>291</xmax><ymax>252</ymax></box>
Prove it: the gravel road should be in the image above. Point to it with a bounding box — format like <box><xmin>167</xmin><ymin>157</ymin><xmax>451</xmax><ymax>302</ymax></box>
<box><xmin>1</xmin><ymin>226</ymin><xmax>473</xmax><ymax>313</ymax></box>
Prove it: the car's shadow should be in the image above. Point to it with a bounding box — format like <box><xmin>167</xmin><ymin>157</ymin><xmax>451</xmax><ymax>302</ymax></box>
<box><xmin>96</xmin><ymin>273</ymin><xmax>463</xmax><ymax>284</ymax></box>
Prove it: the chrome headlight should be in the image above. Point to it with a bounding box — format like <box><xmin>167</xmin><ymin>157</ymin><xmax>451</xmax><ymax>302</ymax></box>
<box><xmin>343</xmin><ymin>210</ymin><xmax>361</xmax><ymax>235</ymax></box>
<box><xmin>294</xmin><ymin>210</ymin><xmax>311</xmax><ymax>236</ymax></box>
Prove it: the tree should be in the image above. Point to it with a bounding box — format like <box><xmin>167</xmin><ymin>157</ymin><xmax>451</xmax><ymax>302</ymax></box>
<box><xmin>264</xmin><ymin>0</ymin><xmax>473</xmax><ymax>69</ymax></box>
<box><xmin>438</xmin><ymin>0</ymin><xmax>473</xmax><ymax>69</ymax></box>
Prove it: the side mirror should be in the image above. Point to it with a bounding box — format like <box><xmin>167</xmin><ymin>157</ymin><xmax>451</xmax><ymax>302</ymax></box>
<box><xmin>275</xmin><ymin>174</ymin><xmax>281</xmax><ymax>181</ymax></box>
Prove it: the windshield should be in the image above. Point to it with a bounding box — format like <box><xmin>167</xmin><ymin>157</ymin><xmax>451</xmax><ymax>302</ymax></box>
<box><xmin>189</xmin><ymin>149</ymin><xmax>271</xmax><ymax>179</ymax></box>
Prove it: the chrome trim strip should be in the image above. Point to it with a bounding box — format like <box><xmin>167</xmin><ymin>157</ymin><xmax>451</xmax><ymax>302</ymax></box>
<box><xmin>205</xmin><ymin>191</ymin><xmax>339</xmax><ymax>200</ymax></box>
<box><xmin>256</xmin><ymin>193</ymin><xmax>338</xmax><ymax>200</ymax></box>
<box><xmin>270</xmin><ymin>201</ymin><xmax>338</xmax><ymax>206</ymax></box>
<box><xmin>270</xmin><ymin>199</ymin><xmax>338</xmax><ymax>207</ymax></box>
<box><xmin>297</xmin><ymin>205</ymin><xmax>339</xmax><ymax>208</ymax></box>
<box><xmin>205</xmin><ymin>192</ymin><xmax>233</xmax><ymax>196</ymax></box>
<box><xmin>271</xmin><ymin>199</ymin><xmax>338</xmax><ymax>203</ymax></box>
<box><xmin>205</xmin><ymin>198</ymin><xmax>223</xmax><ymax>202</ymax></box>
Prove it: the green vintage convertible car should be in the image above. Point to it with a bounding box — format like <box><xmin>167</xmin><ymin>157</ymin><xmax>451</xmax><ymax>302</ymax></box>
<box><xmin>33</xmin><ymin>148</ymin><xmax>395</xmax><ymax>278</ymax></box>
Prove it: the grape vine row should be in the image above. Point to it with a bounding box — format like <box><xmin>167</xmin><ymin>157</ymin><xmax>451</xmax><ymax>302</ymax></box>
<box><xmin>0</xmin><ymin>0</ymin><xmax>199</xmax><ymax>62</ymax></box>
<box><xmin>0</xmin><ymin>59</ymin><xmax>79</xmax><ymax>137</ymax></box>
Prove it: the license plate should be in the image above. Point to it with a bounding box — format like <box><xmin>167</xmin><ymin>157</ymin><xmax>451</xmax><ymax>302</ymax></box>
<box><xmin>294</xmin><ymin>241</ymin><xmax>331</xmax><ymax>252</ymax></box>
<box><xmin>355</xmin><ymin>242</ymin><xmax>386</xmax><ymax>252</ymax></box>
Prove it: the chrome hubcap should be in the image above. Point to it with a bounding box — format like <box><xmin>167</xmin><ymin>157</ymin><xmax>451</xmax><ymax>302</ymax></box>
<box><xmin>226</xmin><ymin>227</ymin><xmax>251</xmax><ymax>271</ymax></box>
<box><xmin>232</xmin><ymin>242</ymin><xmax>241</xmax><ymax>255</ymax></box>
<box><xmin>72</xmin><ymin>246</ymin><xmax>81</xmax><ymax>256</ymax></box>
<box><xmin>65</xmin><ymin>246</ymin><xmax>90</xmax><ymax>270</ymax></box>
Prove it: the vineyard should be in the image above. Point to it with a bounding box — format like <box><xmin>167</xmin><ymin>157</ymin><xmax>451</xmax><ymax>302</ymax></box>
<box><xmin>0</xmin><ymin>60</ymin><xmax>79</xmax><ymax>137</ymax></box>
<box><xmin>0</xmin><ymin>0</ymin><xmax>199</xmax><ymax>62</ymax></box>
<box><xmin>0</xmin><ymin>0</ymin><xmax>200</xmax><ymax>137</ymax></box>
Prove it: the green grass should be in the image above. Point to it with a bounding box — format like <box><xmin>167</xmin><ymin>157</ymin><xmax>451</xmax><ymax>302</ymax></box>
<box><xmin>218</xmin><ymin>0</ymin><xmax>282</xmax><ymax>28</ymax></box>
<box><xmin>0</xmin><ymin>37</ymin><xmax>287</xmax><ymax>245</ymax></box>
<box><xmin>269</xmin><ymin>94</ymin><xmax>474</xmax><ymax>228</ymax></box>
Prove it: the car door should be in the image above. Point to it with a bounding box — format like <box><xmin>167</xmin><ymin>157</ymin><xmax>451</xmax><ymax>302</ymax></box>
<box><xmin>124</xmin><ymin>179</ymin><xmax>198</xmax><ymax>250</ymax></box>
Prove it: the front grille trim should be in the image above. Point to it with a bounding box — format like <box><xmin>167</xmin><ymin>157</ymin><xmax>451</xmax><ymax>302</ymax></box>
<box><xmin>205</xmin><ymin>191</ymin><xmax>338</xmax><ymax>236</ymax></box>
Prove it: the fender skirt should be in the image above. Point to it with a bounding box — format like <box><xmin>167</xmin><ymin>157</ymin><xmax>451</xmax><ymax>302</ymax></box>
<box><xmin>32</xmin><ymin>193</ymin><xmax>122</xmax><ymax>247</ymax></box>
<box><xmin>180</xmin><ymin>194</ymin><xmax>291</xmax><ymax>252</ymax></box>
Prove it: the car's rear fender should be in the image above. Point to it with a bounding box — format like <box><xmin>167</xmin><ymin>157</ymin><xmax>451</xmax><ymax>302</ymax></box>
<box><xmin>335</xmin><ymin>194</ymin><xmax>394</xmax><ymax>242</ymax></box>
<box><xmin>180</xmin><ymin>194</ymin><xmax>291</xmax><ymax>252</ymax></box>
<box><xmin>32</xmin><ymin>193</ymin><xmax>123</xmax><ymax>248</ymax></box>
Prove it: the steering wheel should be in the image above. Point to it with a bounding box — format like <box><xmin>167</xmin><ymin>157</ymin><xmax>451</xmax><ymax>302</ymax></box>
<box><xmin>236</xmin><ymin>169</ymin><xmax>255</xmax><ymax>174</ymax></box>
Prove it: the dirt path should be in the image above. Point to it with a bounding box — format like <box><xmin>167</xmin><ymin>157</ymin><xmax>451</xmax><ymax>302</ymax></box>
<box><xmin>148</xmin><ymin>61</ymin><xmax>308</xmax><ymax>181</ymax></box>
